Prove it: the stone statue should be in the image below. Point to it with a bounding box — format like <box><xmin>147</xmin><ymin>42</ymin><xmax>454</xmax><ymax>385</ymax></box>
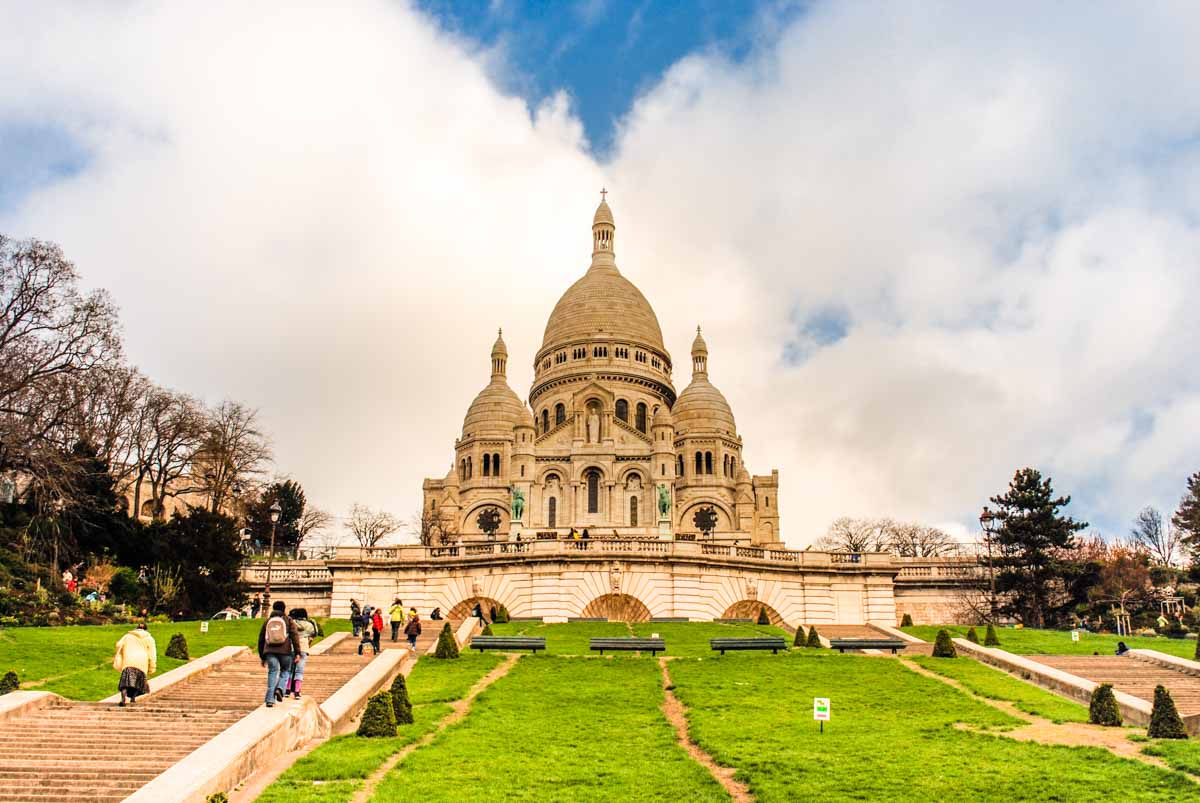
<box><xmin>510</xmin><ymin>486</ymin><xmax>525</xmax><ymax>522</ymax></box>
<box><xmin>587</xmin><ymin>411</ymin><xmax>600</xmax><ymax>443</ymax></box>
<box><xmin>657</xmin><ymin>484</ymin><xmax>671</xmax><ymax>518</ymax></box>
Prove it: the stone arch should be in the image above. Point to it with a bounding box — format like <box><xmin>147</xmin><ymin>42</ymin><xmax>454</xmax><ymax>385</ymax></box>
<box><xmin>580</xmin><ymin>593</ymin><xmax>651</xmax><ymax>622</ymax></box>
<box><xmin>538</xmin><ymin>466</ymin><xmax>565</xmax><ymax>485</ymax></box>
<box><xmin>460</xmin><ymin>499</ymin><xmax>510</xmax><ymax>535</ymax></box>
<box><xmin>448</xmin><ymin>596</ymin><xmax>504</xmax><ymax>621</ymax></box>
<box><xmin>678</xmin><ymin>499</ymin><xmax>735</xmax><ymax>532</ymax></box>
<box><xmin>617</xmin><ymin>464</ymin><xmax>646</xmax><ymax>485</ymax></box>
<box><xmin>721</xmin><ymin>600</ymin><xmax>784</xmax><ymax>626</ymax></box>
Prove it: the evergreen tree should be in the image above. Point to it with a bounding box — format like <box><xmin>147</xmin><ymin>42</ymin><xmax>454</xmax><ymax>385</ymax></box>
<box><xmin>990</xmin><ymin>468</ymin><xmax>1088</xmax><ymax>627</ymax></box>
<box><xmin>756</xmin><ymin>607</ymin><xmax>770</xmax><ymax>625</ymax></box>
<box><xmin>246</xmin><ymin>480</ymin><xmax>306</xmax><ymax>556</ymax></box>
<box><xmin>965</xmin><ymin>627</ymin><xmax>980</xmax><ymax>644</ymax></box>
<box><xmin>148</xmin><ymin>508</ymin><xmax>247</xmax><ymax>616</ymax></box>
<box><xmin>1173</xmin><ymin>471</ymin><xmax>1200</xmax><ymax>559</ymax></box>
<box><xmin>356</xmin><ymin>691</ymin><xmax>397</xmax><ymax>737</ymax></box>
<box><xmin>900</xmin><ymin>613</ymin><xmax>913</xmax><ymax>627</ymax></box>
<box><xmin>60</xmin><ymin>441</ymin><xmax>133</xmax><ymax>562</ymax></box>
<box><xmin>495</xmin><ymin>605</ymin><xmax>510</xmax><ymax>624</ymax></box>
<box><xmin>1088</xmin><ymin>684</ymin><xmax>1121</xmax><ymax>726</ymax></box>
<box><xmin>165</xmin><ymin>633</ymin><xmax>189</xmax><ymax>660</ymax></box>
<box><xmin>932</xmin><ymin>629</ymin><xmax>957</xmax><ymax>658</ymax></box>
<box><xmin>434</xmin><ymin>623</ymin><xmax>460</xmax><ymax>659</ymax></box>
<box><xmin>793</xmin><ymin>626</ymin><xmax>807</xmax><ymax>647</ymax></box>
<box><xmin>0</xmin><ymin>671</ymin><xmax>18</xmax><ymax>694</ymax></box>
<box><xmin>1147</xmin><ymin>685</ymin><xmax>1187</xmax><ymax>739</ymax></box>
<box><xmin>984</xmin><ymin>623</ymin><xmax>1001</xmax><ymax>647</ymax></box>
<box><xmin>389</xmin><ymin>674</ymin><xmax>414</xmax><ymax>725</ymax></box>
<box><xmin>806</xmin><ymin>626</ymin><xmax>821</xmax><ymax>648</ymax></box>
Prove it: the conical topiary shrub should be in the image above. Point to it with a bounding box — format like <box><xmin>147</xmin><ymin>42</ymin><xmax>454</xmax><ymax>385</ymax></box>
<box><xmin>793</xmin><ymin>626</ymin><xmax>807</xmax><ymax>647</ymax></box>
<box><xmin>900</xmin><ymin>613</ymin><xmax>914</xmax><ymax>628</ymax></box>
<box><xmin>166</xmin><ymin>633</ymin><xmax>189</xmax><ymax>661</ymax></box>
<box><xmin>1089</xmin><ymin>683</ymin><xmax>1121</xmax><ymax>726</ymax></box>
<box><xmin>0</xmin><ymin>671</ymin><xmax>18</xmax><ymax>695</ymax></box>
<box><xmin>806</xmin><ymin>626</ymin><xmax>822</xmax><ymax>648</ymax></box>
<box><xmin>389</xmin><ymin>674</ymin><xmax>414</xmax><ymax>725</ymax></box>
<box><xmin>932</xmin><ymin>629</ymin><xmax>957</xmax><ymax>658</ymax></box>
<box><xmin>356</xmin><ymin>690</ymin><xmax>397</xmax><ymax>737</ymax></box>
<box><xmin>966</xmin><ymin>627</ymin><xmax>980</xmax><ymax>644</ymax></box>
<box><xmin>434</xmin><ymin>623</ymin><xmax>460</xmax><ymax>659</ymax></box>
<box><xmin>757</xmin><ymin>608</ymin><xmax>770</xmax><ymax>626</ymax></box>
<box><xmin>480</xmin><ymin>623</ymin><xmax>494</xmax><ymax>636</ymax></box>
<box><xmin>495</xmin><ymin>605</ymin><xmax>510</xmax><ymax>624</ymax></box>
<box><xmin>1147</xmin><ymin>685</ymin><xmax>1188</xmax><ymax>739</ymax></box>
<box><xmin>984</xmin><ymin>623</ymin><xmax>1001</xmax><ymax>647</ymax></box>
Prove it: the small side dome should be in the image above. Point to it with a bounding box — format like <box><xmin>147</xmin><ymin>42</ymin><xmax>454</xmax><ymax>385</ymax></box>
<box><xmin>673</xmin><ymin>325</ymin><xmax>736</xmax><ymax>435</ymax></box>
<box><xmin>462</xmin><ymin>382</ymin><xmax>530</xmax><ymax>438</ymax></box>
<box><xmin>653</xmin><ymin>406</ymin><xmax>674</xmax><ymax>426</ymax></box>
<box><xmin>491</xmin><ymin>328</ymin><xmax>508</xmax><ymax>359</ymax></box>
<box><xmin>691</xmin><ymin>326</ymin><xmax>708</xmax><ymax>356</ymax></box>
<box><xmin>593</xmin><ymin>196</ymin><xmax>614</xmax><ymax>227</ymax></box>
<box><xmin>736</xmin><ymin>464</ymin><xmax>752</xmax><ymax>484</ymax></box>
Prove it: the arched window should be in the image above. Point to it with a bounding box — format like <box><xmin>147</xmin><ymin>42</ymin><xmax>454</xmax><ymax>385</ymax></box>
<box><xmin>492</xmin><ymin>453</ymin><xmax>501</xmax><ymax>476</ymax></box>
<box><xmin>723</xmin><ymin>455</ymin><xmax>729</xmax><ymax>476</ymax></box>
<box><xmin>677</xmin><ymin>455</ymin><xmax>684</xmax><ymax>476</ymax></box>
<box><xmin>615</xmin><ymin>399</ymin><xmax>629</xmax><ymax>422</ymax></box>
<box><xmin>730</xmin><ymin>457</ymin><xmax>736</xmax><ymax>476</ymax></box>
<box><xmin>636</xmin><ymin>402</ymin><xmax>647</xmax><ymax>433</ymax></box>
<box><xmin>695</xmin><ymin>452</ymin><xmax>703</xmax><ymax>475</ymax></box>
<box><xmin>548</xmin><ymin>497</ymin><xmax>557</xmax><ymax>528</ymax></box>
<box><xmin>459</xmin><ymin>459</ymin><xmax>466</xmax><ymax>481</ymax></box>
<box><xmin>541</xmin><ymin>409</ymin><xmax>549</xmax><ymax>432</ymax></box>
<box><xmin>482</xmin><ymin>453</ymin><xmax>491</xmax><ymax>477</ymax></box>
<box><xmin>555</xmin><ymin>403</ymin><xmax>566</xmax><ymax>426</ymax></box>
<box><xmin>467</xmin><ymin>456</ymin><xmax>473</xmax><ymax>479</ymax></box>
<box><xmin>705</xmin><ymin>452</ymin><xmax>713</xmax><ymax>475</ymax></box>
<box><xmin>586</xmin><ymin>470</ymin><xmax>600</xmax><ymax>514</ymax></box>
<box><xmin>630</xmin><ymin>496</ymin><xmax>638</xmax><ymax>527</ymax></box>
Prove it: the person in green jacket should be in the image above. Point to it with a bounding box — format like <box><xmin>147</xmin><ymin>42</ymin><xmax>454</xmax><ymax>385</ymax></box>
<box><xmin>389</xmin><ymin>598</ymin><xmax>405</xmax><ymax>642</ymax></box>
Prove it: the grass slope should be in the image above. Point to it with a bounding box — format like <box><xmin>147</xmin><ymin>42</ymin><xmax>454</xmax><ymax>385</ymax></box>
<box><xmin>488</xmin><ymin>621</ymin><xmax>632</xmax><ymax>655</ymax></box>
<box><xmin>1141</xmin><ymin>739</ymin><xmax>1200</xmax><ymax>777</ymax></box>
<box><xmin>903</xmin><ymin>625</ymin><xmax>1197</xmax><ymax>660</ymax></box>
<box><xmin>910</xmin><ymin>655</ymin><xmax>1089</xmax><ymax>723</ymax></box>
<box><xmin>0</xmin><ymin>617</ymin><xmax>348</xmax><ymax>700</ymax></box>
<box><xmin>259</xmin><ymin>652</ymin><xmax>503</xmax><ymax>803</ymax></box>
<box><xmin>668</xmin><ymin>652</ymin><xmax>1193</xmax><ymax>801</ymax></box>
<box><xmin>373</xmin><ymin>657</ymin><xmax>728</xmax><ymax>801</ymax></box>
<box><xmin>631</xmin><ymin>622</ymin><xmax>790</xmax><ymax>657</ymax></box>
<box><xmin>488</xmin><ymin>620</ymin><xmax>790</xmax><ymax>658</ymax></box>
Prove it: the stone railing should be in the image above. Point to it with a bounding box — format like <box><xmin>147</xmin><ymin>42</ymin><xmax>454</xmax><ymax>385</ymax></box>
<box><xmin>894</xmin><ymin>558</ymin><xmax>984</xmax><ymax>582</ymax></box>
<box><xmin>241</xmin><ymin>564</ymin><xmax>333</xmax><ymax>584</ymax></box>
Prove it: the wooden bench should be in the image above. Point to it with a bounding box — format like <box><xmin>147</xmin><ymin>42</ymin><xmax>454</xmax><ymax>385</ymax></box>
<box><xmin>828</xmin><ymin>638</ymin><xmax>907</xmax><ymax>655</ymax></box>
<box><xmin>714</xmin><ymin>618</ymin><xmax>754</xmax><ymax>624</ymax></box>
<box><xmin>710</xmin><ymin>637</ymin><xmax>788</xmax><ymax>655</ymax></box>
<box><xmin>568</xmin><ymin>617</ymin><xmax>609</xmax><ymax>622</ymax></box>
<box><xmin>650</xmin><ymin>617</ymin><xmax>690</xmax><ymax>623</ymax></box>
<box><xmin>470</xmin><ymin>636</ymin><xmax>546</xmax><ymax>653</ymax></box>
<box><xmin>590</xmin><ymin>637</ymin><xmax>666</xmax><ymax>656</ymax></box>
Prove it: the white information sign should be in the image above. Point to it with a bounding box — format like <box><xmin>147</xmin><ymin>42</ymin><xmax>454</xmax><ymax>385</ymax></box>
<box><xmin>1070</xmin><ymin>630</ymin><xmax>1079</xmax><ymax>642</ymax></box>
<box><xmin>200</xmin><ymin>621</ymin><xmax>209</xmax><ymax>633</ymax></box>
<box><xmin>813</xmin><ymin>697</ymin><xmax>831</xmax><ymax>721</ymax></box>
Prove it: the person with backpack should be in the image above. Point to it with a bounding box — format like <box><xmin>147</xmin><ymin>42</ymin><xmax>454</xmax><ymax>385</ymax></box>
<box><xmin>357</xmin><ymin>606</ymin><xmax>376</xmax><ymax>655</ymax></box>
<box><xmin>371</xmin><ymin>607</ymin><xmax>384</xmax><ymax>653</ymax></box>
<box><xmin>349</xmin><ymin>599</ymin><xmax>361</xmax><ymax>636</ymax></box>
<box><xmin>404</xmin><ymin>609</ymin><xmax>422</xmax><ymax>649</ymax></box>
<box><xmin>258</xmin><ymin>600</ymin><xmax>301</xmax><ymax>707</ymax></box>
<box><xmin>288</xmin><ymin>608</ymin><xmax>318</xmax><ymax>699</ymax></box>
<box><xmin>389</xmin><ymin>598</ymin><xmax>405</xmax><ymax>642</ymax></box>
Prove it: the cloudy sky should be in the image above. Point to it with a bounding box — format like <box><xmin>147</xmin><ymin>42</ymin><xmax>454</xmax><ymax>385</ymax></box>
<box><xmin>3</xmin><ymin>1</ymin><xmax>1199</xmax><ymax>547</ymax></box>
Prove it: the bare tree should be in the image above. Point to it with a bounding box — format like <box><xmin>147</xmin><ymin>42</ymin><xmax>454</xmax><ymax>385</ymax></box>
<box><xmin>816</xmin><ymin>517</ymin><xmax>892</xmax><ymax>552</ymax></box>
<box><xmin>886</xmin><ymin>522</ymin><xmax>962</xmax><ymax>557</ymax></box>
<box><xmin>195</xmin><ymin>401</ymin><xmax>272</xmax><ymax>515</ymax></box>
<box><xmin>411</xmin><ymin>505</ymin><xmax>461</xmax><ymax>546</ymax></box>
<box><xmin>1130</xmin><ymin>506</ymin><xmax>1182</xmax><ymax>567</ymax></box>
<box><xmin>295</xmin><ymin>506</ymin><xmax>333</xmax><ymax>557</ymax></box>
<box><xmin>139</xmin><ymin>390</ymin><xmax>206</xmax><ymax>519</ymax></box>
<box><xmin>817</xmin><ymin>516</ymin><xmax>961</xmax><ymax>556</ymax></box>
<box><xmin>345</xmin><ymin>503</ymin><xmax>401</xmax><ymax>548</ymax></box>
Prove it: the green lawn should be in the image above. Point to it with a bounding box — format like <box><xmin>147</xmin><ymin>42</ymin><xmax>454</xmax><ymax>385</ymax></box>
<box><xmin>631</xmin><ymin>621</ymin><xmax>790</xmax><ymax>657</ymax></box>
<box><xmin>258</xmin><ymin>652</ymin><xmax>503</xmax><ymax>803</ymax></box>
<box><xmin>488</xmin><ymin>620</ymin><xmax>633</xmax><ymax>655</ymax></box>
<box><xmin>0</xmin><ymin>616</ymin><xmax>348</xmax><ymax>700</ymax></box>
<box><xmin>487</xmin><ymin>620</ymin><xmax>789</xmax><ymax>658</ymax></box>
<box><xmin>903</xmin><ymin>625</ymin><xmax>1198</xmax><ymax>660</ymax></box>
<box><xmin>372</xmin><ymin>656</ymin><xmax>728</xmax><ymax>801</ymax></box>
<box><xmin>668</xmin><ymin>651</ymin><xmax>1194</xmax><ymax>801</ymax></box>
<box><xmin>1140</xmin><ymin>739</ymin><xmax>1200</xmax><ymax>777</ymax></box>
<box><xmin>909</xmin><ymin>655</ymin><xmax>1089</xmax><ymax>723</ymax></box>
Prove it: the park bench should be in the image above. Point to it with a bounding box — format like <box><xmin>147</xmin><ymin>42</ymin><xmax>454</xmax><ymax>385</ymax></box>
<box><xmin>568</xmin><ymin>617</ymin><xmax>609</xmax><ymax>622</ymax></box>
<box><xmin>828</xmin><ymin>638</ymin><xmax>907</xmax><ymax>655</ymax></box>
<box><xmin>714</xmin><ymin>618</ymin><xmax>754</xmax><ymax>624</ymax></box>
<box><xmin>650</xmin><ymin>617</ymin><xmax>690</xmax><ymax>623</ymax></box>
<box><xmin>470</xmin><ymin>636</ymin><xmax>546</xmax><ymax>653</ymax></box>
<box><xmin>710</xmin><ymin>637</ymin><xmax>788</xmax><ymax>655</ymax></box>
<box><xmin>590</xmin><ymin>637</ymin><xmax>666</xmax><ymax>656</ymax></box>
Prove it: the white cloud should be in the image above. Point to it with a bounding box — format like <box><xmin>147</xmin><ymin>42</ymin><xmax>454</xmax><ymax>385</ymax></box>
<box><xmin>3</xmin><ymin>1</ymin><xmax>1200</xmax><ymax>545</ymax></box>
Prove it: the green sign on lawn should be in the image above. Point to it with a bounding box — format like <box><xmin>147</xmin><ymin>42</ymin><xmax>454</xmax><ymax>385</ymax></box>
<box><xmin>813</xmin><ymin>697</ymin><xmax>830</xmax><ymax>721</ymax></box>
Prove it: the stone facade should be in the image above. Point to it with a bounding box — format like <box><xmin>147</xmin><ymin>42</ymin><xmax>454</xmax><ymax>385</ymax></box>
<box><xmin>423</xmin><ymin>197</ymin><xmax>780</xmax><ymax>544</ymax></box>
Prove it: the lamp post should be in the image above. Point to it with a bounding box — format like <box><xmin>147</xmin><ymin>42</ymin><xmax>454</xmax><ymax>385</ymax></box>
<box><xmin>979</xmin><ymin>506</ymin><xmax>1000</xmax><ymax>622</ymax></box>
<box><xmin>262</xmin><ymin>500</ymin><xmax>282</xmax><ymax>617</ymax></box>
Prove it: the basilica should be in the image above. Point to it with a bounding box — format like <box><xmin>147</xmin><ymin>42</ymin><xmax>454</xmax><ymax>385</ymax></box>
<box><xmin>422</xmin><ymin>196</ymin><xmax>781</xmax><ymax>545</ymax></box>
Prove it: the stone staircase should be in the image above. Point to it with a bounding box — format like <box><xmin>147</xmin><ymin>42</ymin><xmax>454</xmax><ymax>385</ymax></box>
<box><xmin>0</xmin><ymin>634</ymin><xmax>383</xmax><ymax>803</ymax></box>
<box><xmin>1032</xmin><ymin>654</ymin><xmax>1200</xmax><ymax>718</ymax></box>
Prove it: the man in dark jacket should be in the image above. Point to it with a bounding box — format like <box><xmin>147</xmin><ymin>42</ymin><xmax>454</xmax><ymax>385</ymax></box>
<box><xmin>259</xmin><ymin>600</ymin><xmax>302</xmax><ymax>707</ymax></box>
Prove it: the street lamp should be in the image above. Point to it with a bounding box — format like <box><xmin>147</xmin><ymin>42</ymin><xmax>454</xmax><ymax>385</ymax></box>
<box><xmin>979</xmin><ymin>506</ymin><xmax>1000</xmax><ymax>622</ymax></box>
<box><xmin>262</xmin><ymin>500</ymin><xmax>282</xmax><ymax>617</ymax></box>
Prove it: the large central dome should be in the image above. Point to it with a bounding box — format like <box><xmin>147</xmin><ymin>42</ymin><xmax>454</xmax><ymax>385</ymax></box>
<box><xmin>539</xmin><ymin>198</ymin><xmax>666</xmax><ymax>355</ymax></box>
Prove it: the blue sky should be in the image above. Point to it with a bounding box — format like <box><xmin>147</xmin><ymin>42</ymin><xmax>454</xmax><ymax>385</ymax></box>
<box><xmin>418</xmin><ymin>0</ymin><xmax>783</xmax><ymax>155</ymax></box>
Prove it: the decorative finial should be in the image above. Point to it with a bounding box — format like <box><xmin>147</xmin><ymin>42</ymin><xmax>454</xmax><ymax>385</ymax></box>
<box><xmin>498</xmin><ymin>327</ymin><xmax>503</xmax><ymax>336</ymax></box>
<box><xmin>600</xmin><ymin>187</ymin><xmax>607</xmax><ymax>202</ymax></box>
<box><xmin>697</xmin><ymin>325</ymin><xmax>701</xmax><ymax>335</ymax></box>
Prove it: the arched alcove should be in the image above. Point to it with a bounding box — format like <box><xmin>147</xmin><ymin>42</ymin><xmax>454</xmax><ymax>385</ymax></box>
<box><xmin>721</xmin><ymin>600</ymin><xmax>784</xmax><ymax>626</ymax></box>
<box><xmin>448</xmin><ymin>596</ymin><xmax>505</xmax><ymax>621</ymax></box>
<box><xmin>580</xmin><ymin>593</ymin><xmax>651</xmax><ymax>622</ymax></box>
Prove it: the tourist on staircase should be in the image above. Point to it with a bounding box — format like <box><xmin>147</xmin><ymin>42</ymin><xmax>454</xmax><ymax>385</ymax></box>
<box><xmin>259</xmin><ymin>600</ymin><xmax>302</xmax><ymax>708</ymax></box>
<box><xmin>404</xmin><ymin>609</ymin><xmax>422</xmax><ymax>650</ymax></box>
<box><xmin>112</xmin><ymin>623</ymin><xmax>157</xmax><ymax>707</ymax></box>
<box><xmin>389</xmin><ymin>598</ymin><xmax>405</xmax><ymax>642</ymax></box>
<box><xmin>350</xmin><ymin>598</ymin><xmax>361</xmax><ymax>636</ymax></box>
<box><xmin>372</xmin><ymin>607</ymin><xmax>384</xmax><ymax>653</ymax></box>
<box><xmin>288</xmin><ymin>607</ymin><xmax>318</xmax><ymax>699</ymax></box>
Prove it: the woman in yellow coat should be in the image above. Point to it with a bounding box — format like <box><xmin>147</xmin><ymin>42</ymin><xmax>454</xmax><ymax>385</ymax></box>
<box><xmin>113</xmin><ymin>624</ymin><xmax>157</xmax><ymax>706</ymax></box>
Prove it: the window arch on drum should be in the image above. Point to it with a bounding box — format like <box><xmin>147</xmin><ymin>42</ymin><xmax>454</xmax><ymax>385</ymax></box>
<box><xmin>586</xmin><ymin>469</ymin><xmax>600</xmax><ymax>514</ymax></box>
<box><xmin>635</xmin><ymin>402</ymin><xmax>647</xmax><ymax>433</ymax></box>
<box><xmin>616</xmin><ymin>399</ymin><xmax>629</xmax><ymax>422</ymax></box>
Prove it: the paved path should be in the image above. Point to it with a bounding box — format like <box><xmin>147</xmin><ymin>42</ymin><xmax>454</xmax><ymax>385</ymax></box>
<box><xmin>0</xmin><ymin>633</ymin><xmax>378</xmax><ymax>803</ymax></box>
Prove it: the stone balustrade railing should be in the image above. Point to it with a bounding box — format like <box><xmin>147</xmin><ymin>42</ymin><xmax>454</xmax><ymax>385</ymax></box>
<box><xmin>241</xmin><ymin>565</ymin><xmax>333</xmax><ymax>583</ymax></box>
